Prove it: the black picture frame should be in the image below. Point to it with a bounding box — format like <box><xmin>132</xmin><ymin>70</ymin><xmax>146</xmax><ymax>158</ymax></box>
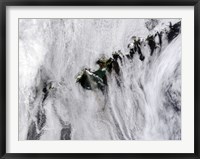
<box><xmin>0</xmin><ymin>0</ymin><xmax>200</xmax><ymax>158</ymax></box>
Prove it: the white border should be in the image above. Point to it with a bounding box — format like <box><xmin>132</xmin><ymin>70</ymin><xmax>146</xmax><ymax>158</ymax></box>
<box><xmin>6</xmin><ymin>6</ymin><xmax>194</xmax><ymax>153</ymax></box>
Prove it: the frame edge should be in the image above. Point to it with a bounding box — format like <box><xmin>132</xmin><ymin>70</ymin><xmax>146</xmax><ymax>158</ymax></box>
<box><xmin>194</xmin><ymin>1</ymin><xmax>200</xmax><ymax>158</ymax></box>
<box><xmin>0</xmin><ymin>0</ymin><xmax>6</xmax><ymax>159</ymax></box>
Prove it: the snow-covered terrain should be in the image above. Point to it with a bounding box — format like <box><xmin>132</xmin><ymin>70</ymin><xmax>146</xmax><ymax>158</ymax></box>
<box><xmin>19</xmin><ymin>19</ymin><xmax>181</xmax><ymax>140</ymax></box>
